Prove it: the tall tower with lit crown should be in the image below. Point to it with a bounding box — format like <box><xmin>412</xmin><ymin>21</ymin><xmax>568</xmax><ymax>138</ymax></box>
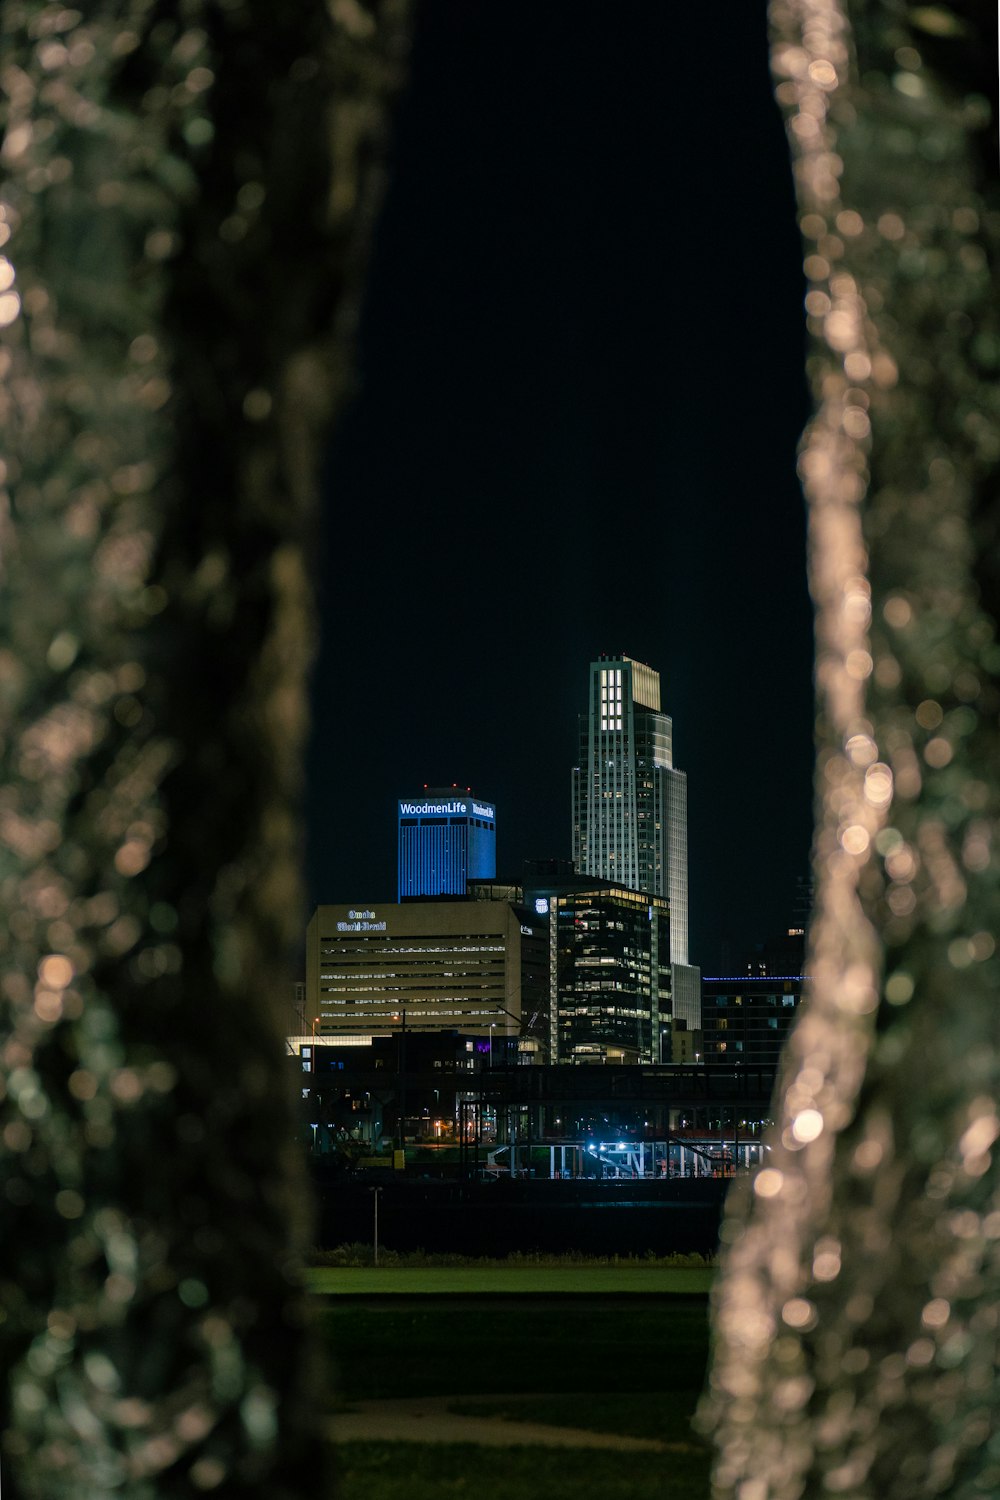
<box><xmin>571</xmin><ymin>655</ymin><xmax>698</xmax><ymax>1036</ymax></box>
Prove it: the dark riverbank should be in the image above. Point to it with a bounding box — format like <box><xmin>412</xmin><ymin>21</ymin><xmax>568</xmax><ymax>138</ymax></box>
<box><xmin>309</xmin><ymin>1170</ymin><xmax>730</xmax><ymax>1257</ymax></box>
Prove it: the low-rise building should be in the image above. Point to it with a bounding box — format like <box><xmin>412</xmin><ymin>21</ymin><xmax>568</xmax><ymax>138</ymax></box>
<box><xmin>305</xmin><ymin>897</ymin><xmax>547</xmax><ymax>1041</ymax></box>
<box><xmin>700</xmin><ymin>973</ymin><xmax>805</xmax><ymax>1068</ymax></box>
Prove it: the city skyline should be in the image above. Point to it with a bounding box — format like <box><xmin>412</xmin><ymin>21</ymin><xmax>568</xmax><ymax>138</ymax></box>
<box><xmin>306</xmin><ymin>3</ymin><xmax>816</xmax><ymax>973</ymax></box>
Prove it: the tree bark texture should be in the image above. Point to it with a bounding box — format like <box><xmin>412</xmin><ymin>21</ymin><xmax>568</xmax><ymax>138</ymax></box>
<box><xmin>703</xmin><ymin>3</ymin><xmax>1000</xmax><ymax>1498</ymax></box>
<box><xmin>0</xmin><ymin>3</ymin><xmax>409</xmax><ymax>1495</ymax></box>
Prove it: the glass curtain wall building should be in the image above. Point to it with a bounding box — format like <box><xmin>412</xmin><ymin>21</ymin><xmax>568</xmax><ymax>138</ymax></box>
<box><xmin>571</xmin><ymin>654</ymin><xmax>699</xmax><ymax>1038</ymax></box>
<box><xmin>572</xmin><ymin>655</ymin><xmax>690</xmax><ymax>960</ymax></box>
<box><xmin>521</xmin><ymin>864</ymin><xmax>672</xmax><ymax>1065</ymax></box>
<box><xmin>554</xmin><ymin>886</ymin><xmax>671</xmax><ymax>1064</ymax></box>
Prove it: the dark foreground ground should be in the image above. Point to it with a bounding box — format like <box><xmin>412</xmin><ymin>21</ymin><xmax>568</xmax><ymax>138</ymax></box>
<box><xmin>321</xmin><ymin>1293</ymin><xmax>713</xmax><ymax>1500</ymax></box>
<box><xmin>311</xmin><ymin>1174</ymin><xmax>729</xmax><ymax>1257</ymax></box>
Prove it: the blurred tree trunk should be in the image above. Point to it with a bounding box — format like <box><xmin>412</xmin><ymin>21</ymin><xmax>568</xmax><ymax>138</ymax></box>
<box><xmin>703</xmin><ymin>3</ymin><xmax>1000</xmax><ymax>1498</ymax></box>
<box><xmin>0</xmin><ymin>3</ymin><xmax>409</xmax><ymax>1495</ymax></box>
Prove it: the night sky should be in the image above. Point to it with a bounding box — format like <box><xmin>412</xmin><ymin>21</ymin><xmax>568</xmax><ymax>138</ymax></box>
<box><xmin>305</xmin><ymin>2</ymin><xmax>815</xmax><ymax>974</ymax></box>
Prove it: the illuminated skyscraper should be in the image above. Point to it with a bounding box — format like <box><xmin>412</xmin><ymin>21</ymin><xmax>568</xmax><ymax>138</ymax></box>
<box><xmin>571</xmin><ymin>655</ymin><xmax>699</xmax><ymax>1036</ymax></box>
<box><xmin>397</xmin><ymin>789</ymin><xmax>496</xmax><ymax>900</ymax></box>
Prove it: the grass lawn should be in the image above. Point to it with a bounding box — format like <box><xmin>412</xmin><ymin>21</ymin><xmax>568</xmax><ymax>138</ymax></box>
<box><xmin>335</xmin><ymin>1441</ymin><xmax>709</xmax><ymax>1500</ymax></box>
<box><xmin>308</xmin><ymin>1265</ymin><xmax>714</xmax><ymax>1296</ymax></box>
<box><xmin>324</xmin><ymin>1297</ymin><xmax>713</xmax><ymax>1498</ymax></box>
<box><xmin>323</xmin><ymin>1300</ymin><xmax>710</xmax><ymax>1401</ymax></box>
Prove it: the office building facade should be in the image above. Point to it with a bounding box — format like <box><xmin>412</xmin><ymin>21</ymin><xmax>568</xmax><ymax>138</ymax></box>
<box><xmin>397</xmin><ymin>789</ymin><xmax>496</xmax><ymax>900</ymax></box>
<box><xmin>305</xmin><ymin>898</ymin><xmax>546</xmax><ymax>1040</ymax></box>
<box><xmin>553</xmin><ymin>885</ymin><xmax>671</xmax><ymax>1065</ymax></box>
<box><xmin>571</xmin><ymin>655</ymin><xmax>699</xmax><ymax>1028</ymax></box>
<box><xmin>521</xmin><ymin>863</ymin><xmax>672</xmax><ymax>1064</ymax></box>
<box><xmin>701</xmin><ymin>973</ymin><xmax>805</xmax><ymax>1068</ymax></box>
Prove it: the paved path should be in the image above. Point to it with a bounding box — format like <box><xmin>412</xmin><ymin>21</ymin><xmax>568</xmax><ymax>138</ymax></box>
<box><xmin>331</xmin><ymin>1395</ymin><xmax>687</xmax><ymax>1451</ymax></box>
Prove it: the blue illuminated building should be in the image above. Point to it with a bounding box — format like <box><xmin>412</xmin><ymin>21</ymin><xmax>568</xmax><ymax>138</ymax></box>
<box><xmin>397</xmin><ymin>788</ymin><xmax>496</xmax><ymax>900</ymax></box>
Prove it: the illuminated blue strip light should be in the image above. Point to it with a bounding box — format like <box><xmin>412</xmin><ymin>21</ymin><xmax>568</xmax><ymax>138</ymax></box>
<box><xmin>703</xmin><ymin>975</ymin><xmax>808</xmax><ymax>982</ymax></box>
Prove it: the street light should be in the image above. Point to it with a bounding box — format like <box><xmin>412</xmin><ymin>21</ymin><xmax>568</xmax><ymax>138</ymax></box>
<box><xmin>489</xmin><ymin>1022</ymin><xmax>496</xmax><ymax>1069</ymax></box>
<box><xmin>370</xmin><ymin>1186</ymin><xmax>381</xmax><ymax>1266</ymax></box>
<box><xmin>392</xmin><ymin>1007</ymin><xmax>407</xmax><ymax>1152</ymax></box>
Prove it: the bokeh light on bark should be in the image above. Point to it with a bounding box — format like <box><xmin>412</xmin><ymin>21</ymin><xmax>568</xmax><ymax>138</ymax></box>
<box><xmin>0</xmin><ymin>3</ymin><xmax>408</xmax><ymax>1494</ymax></box>
<box><xmin>703</xmin><ymin>3</ymin><xmax>1000</xmax><ymax>1497</ymax></box>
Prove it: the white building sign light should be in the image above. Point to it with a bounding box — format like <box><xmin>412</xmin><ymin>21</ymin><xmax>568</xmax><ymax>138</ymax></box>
<box><xmin>338</xmin><ymin>909</ymin><xmax>386</xmax><ymax>933</ymax></box>
<box><xmin>399</xmin><ymin>800</ymin><xmax>467</xmax><ymax>816</ymax></box>
<box><xmin>398</xmin><ymin>799</ymin><xmax>495</xmax><ymax>820</ymax></box>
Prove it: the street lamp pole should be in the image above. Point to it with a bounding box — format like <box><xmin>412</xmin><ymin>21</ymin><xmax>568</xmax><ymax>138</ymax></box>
<box><xmin>371</xmin><ymin>1186</ymin><xmax>381</xmax><ymax>1266</ymax></box>
<box><xmin>395</xmin><ymin>1006</ymin><xmax>407</xmax><ymax>1153</ymax></box>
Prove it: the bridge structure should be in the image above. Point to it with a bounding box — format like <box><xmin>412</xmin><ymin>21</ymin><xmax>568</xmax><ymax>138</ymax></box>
<box><xmin>304</xmin><ymin>1058</ymin><xmax>780</xmax><ymax>1178</ymax></box>
<box><xmin>465</xmin><ymin>1061</ymin><xmax>777</xmax><ymax>1111</ymax></box>
<box><xmin>452</xmin><ymin>1063</ymin><xmax>777</xmax><ymax>1179</ymax></box>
